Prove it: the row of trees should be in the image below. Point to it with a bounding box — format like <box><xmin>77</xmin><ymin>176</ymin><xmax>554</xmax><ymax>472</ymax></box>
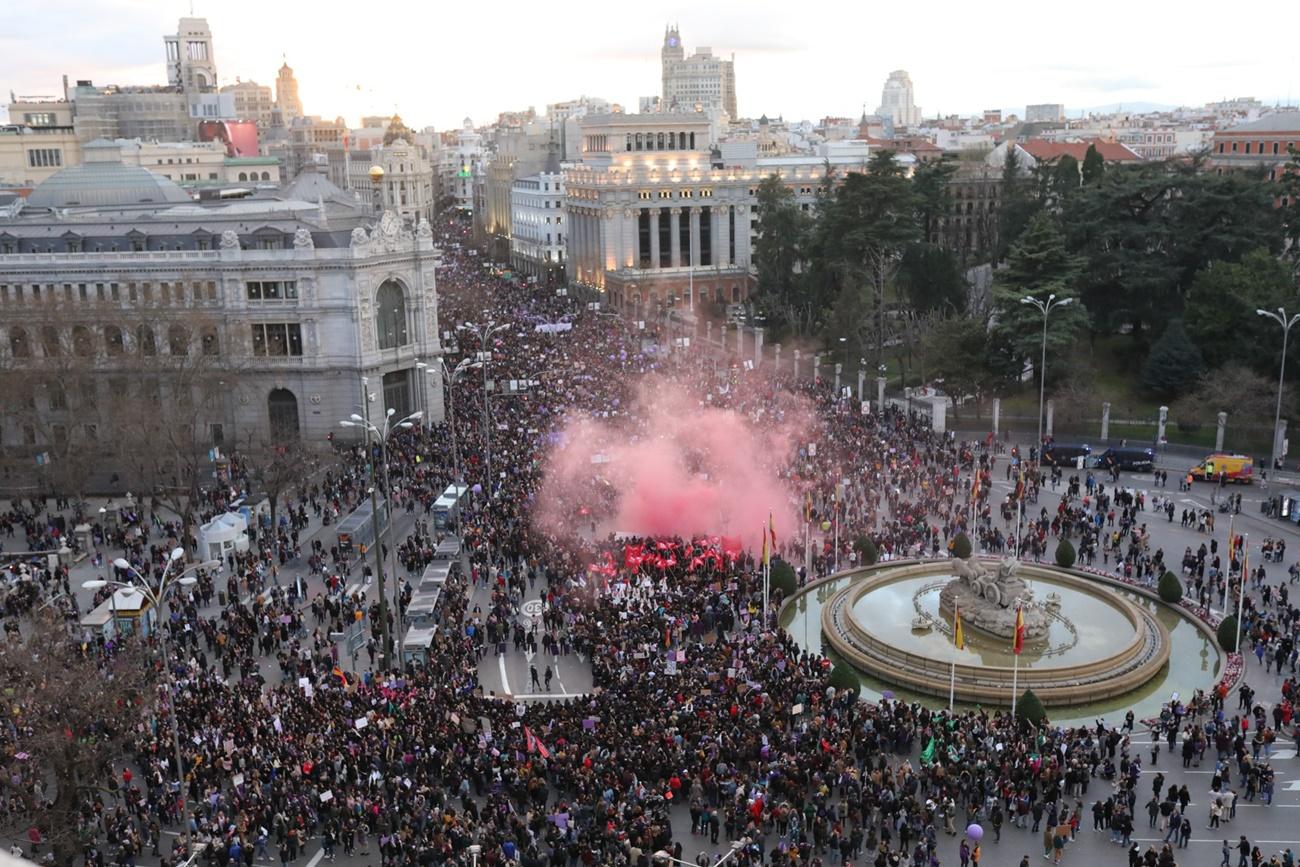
<box><xmin>753</xmin><ymin>141</ymin><xmax>1300</xmax><ymax>419</ymax></box>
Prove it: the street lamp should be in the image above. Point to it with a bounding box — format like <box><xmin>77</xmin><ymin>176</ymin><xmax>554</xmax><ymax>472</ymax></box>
<box><xmin>457</xmin><ymin>320</ymin><xmax>510</xmax><ymax>583</ymax></box>
<box><xmin>420</xmin><ymin>357</ymin><xmax>480</xmax><ymax>484</ymax></box>
<box><xmin>339</xmin><ymin>380</ymin><xmax>424</xmax><ymax>670</ymax></box>
<box><xmin>1256</xmin><ymin>307</ymin><xmax>1300</xmax><ymax>475</ymax></box>
<box><xmin>1020</xmin><ymin>294</ymin><xmax>1074</xmax><ymax>453</ymax></box>
<box><xmin>84</xmin><ymin>551</ymin><xmax>219</xmax><ymax>859</ymax></box>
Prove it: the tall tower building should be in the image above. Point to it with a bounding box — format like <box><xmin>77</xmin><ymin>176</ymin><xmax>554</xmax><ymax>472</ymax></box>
<box><xmin>875</xmin><ymin>70</ymin><xmax>921</xmax><ymax>128</ymax></box>
<box><xmin>164</xmin><ymin>17</ymin><xmax>218</xmax><ymax>91</ymax></box>
<box><xmin>276</xmin><ymin>62</ymin><xmax>303</xmax><ymax>125</ymax></box>
<box><xmin>661</xmin><ymin>25</ymin><xmax>685</xmax><ymax>101</ymax></box>
<box><xmin>660</xmin><ymin>26</ymin><xmax>737</xmax><ymax>118</ymax></box>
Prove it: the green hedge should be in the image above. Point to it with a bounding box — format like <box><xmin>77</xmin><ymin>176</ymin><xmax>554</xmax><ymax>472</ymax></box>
<box><xmin>1017</xmin><ymin>688</ymin><xmax>1048</xmax><ymax>725</ymax></box>
<box><xmin>1054</xmin><ymin>539</ymin><xmax>1076</xmax><ymax>569</ymax></box>
<box><xmin>854</xmin><ymin>535</ymin><xmax>879</xmax><ymax>566</ymax></box>
<box><xmin>827</xmin><ymin>663</ymin><xmax>860</xmax><ymax>697</ymax></box>
<box><xmin>1217</xmin><ymin>615</ymin><xmax>1239</xmax><ymax>652</ymax></box>
<box><xmin>950</xmin><ymin>533</ymin><xmax>972</xmax><ymax>560</ymax></box>
<box><xmin>1157</xmin><ymin>571</ymin><xmax>1184</xmax><ymax>604</ymax></box>
<box><xmin>769</xmin><ymin>559</ymin><xmax>797</xmax><ymax>596</ymax></box>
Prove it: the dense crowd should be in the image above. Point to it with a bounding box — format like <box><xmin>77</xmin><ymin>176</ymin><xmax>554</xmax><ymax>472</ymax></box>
<box><xmin>3</xmin><ymin>216</ymin><xmax>1299</xmax><ymax>867</ymax></box>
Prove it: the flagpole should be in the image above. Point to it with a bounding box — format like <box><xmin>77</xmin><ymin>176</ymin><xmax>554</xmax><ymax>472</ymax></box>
<box><xmin>1223</xmin><ymin>511</ymin><xmax>1236</xmax><ymax>617</ymax></box>
<box><xmin>762</xmin><ymin>521</ymin><xmax>769</xmax><ymax>626</ymax></box>
<box><xmin>1011</xmin><ymin>651</ymin><xmax>1020</xmax><ymax>717</ymax></box>
<box><xmin>949</xmin><ymin>609</ymin><xmax>958</xmax><ymax>711</ymax></box>
<box><xmin>1236</xmin><ymin>534</ymin><xmax>1249</xmax><ymax>659</ymax></box>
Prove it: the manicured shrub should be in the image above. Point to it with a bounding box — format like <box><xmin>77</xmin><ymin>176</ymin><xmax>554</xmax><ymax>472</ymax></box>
<box><xmin>1054</xmin><ymin>539</ymin><xmax>1076</xmax><ymax>569</ymax></box>
<box><xmin>950</xmin><ymin>533</ymin><xmax>972</xmax><ymax>560</ymax></box>
<box><xmin>1017</xmin><ymin>688</ymin><xmax>1048</xmax><ymax>725</ymax></box>
<box><xmin>1217</xmin><ymin>615</ymin><xmax>1239</xmax><ymax>652</ymax></box>
<box><xmin>1158</xmin><ymin>571</ymin><xmax>1184</xmax><ymax>604</ymax></box>
<box><xmin>854</xmin><ymin>535</ymin><xmax>879</xmax><ymax>566</ymax></box>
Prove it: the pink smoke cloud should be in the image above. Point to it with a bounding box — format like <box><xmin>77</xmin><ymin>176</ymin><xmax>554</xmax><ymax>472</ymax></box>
<box><xmin>534</xmin><ymin>376</ymin><xmax>812</xmax><ymax>551</ymax></box>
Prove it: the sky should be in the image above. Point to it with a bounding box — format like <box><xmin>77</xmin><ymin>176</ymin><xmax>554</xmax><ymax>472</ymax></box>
<box><xmin>1</xmin><ymin>0</ymin><xmax>1296</xmax><ymax>130</ymax></box>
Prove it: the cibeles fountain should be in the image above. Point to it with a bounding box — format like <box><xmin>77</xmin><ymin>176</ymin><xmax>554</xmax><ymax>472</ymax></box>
<box><xmin>941</xmin><ymin>557</ymin><xmax>1048</xmax><ymax>640</ymax></box>
<box><xmin>818</xmin><ymin>554</ymin><xmax>1176</xmax><ymax>707</ymax></box>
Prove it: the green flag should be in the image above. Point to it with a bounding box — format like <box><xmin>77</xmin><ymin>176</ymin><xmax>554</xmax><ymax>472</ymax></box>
<box><xmin>920</xmin><ymin>736</ymin><xmax>936</xmax><ymax>764</ymax></box>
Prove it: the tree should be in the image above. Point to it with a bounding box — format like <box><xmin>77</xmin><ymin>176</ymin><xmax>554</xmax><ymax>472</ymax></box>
<box><xmin>998</xmin><ymin>145</ymin><xmax>1041</xmax><ymax>259</ymax></box>
<box><xmin>911</xmin><ymin>157</ymin><xmax>958</xmax><ymax>244</ymax></box>
<box><xmin>752</xmin><ymin>174</ymin><xmax>818</xmax><ymax>337</ymax></box>
<box><xmin>1171</xmin><ymin>362</ymin><xmax>1293</xmax><ymax>435</ymax></box>
<box><xmin>1184</xmin><ymin>249</ymin><xmax>1296</xmax><ymax>374</ymax></box>
<box><xmin>246</xmin><ymin>440</ymin><xmax>321</xmax><ymax>530</ymax></box>
<box><xmin>1080</xmin><ymin>144</ymin><xmax>1105</xmax><ymax>186</ymax></box>
<box><xmin>827</xmin><ymin>663</ymin><xmax>861</xmax><ymax>697</ymax></box>
<box><xmin>991</xmin><ymin>212</ymin><xmax>1088</xmax><ymax>368</ymax></box>
<box><xmin>1017</xmin><ymin>688</ymin><xmax>1048</xmax><ymax>725</ymax></box>
<box><xmin>1055</xmin><ymin>539</ymin><xmax>1076</xmax><ymax>569</ymax></box>
<box><xmin>950</xmin><ymin>533</ymin><xmax>972</xmax><ymax>559</ymax></box>
<box><xmin>1217</xmin><ymin>614</ymin><xmax>1239</xmax><ymax>652</ymax></box>
<box><xmin>769</xmin><ymin>559</ymin><xmax>797</xmax><ymax>596</ymax></box>
<box><xmin>1158</xmin><ymin>571</ymin><xmax>1184</xmax><ymax>604</ymax></box>
<box><xmin>1049</xmin><ymin>155</ymin><xmax>1081</xmax><ymax>204</ymax></box>
<box><xmin>896</xmin><ymin>243</ymin><xmax>967</xmax><ymax>314</ymax></box>
<box><xmin>0</xmin><ymin>616</ymin><xmax>152</xmax><ymax>867</ymax></box>
<box><xmin>854</xmin><ymin>535</ymin><xmax>879</xmax><ymax>566</ymax></box>
<box><xmin>1140</xmin><ymin>319</ymin><xmax>1204</xmax><ymax>397</ymax></box>
<box><xmin>919</xmin><ymin>314</ymin><xmax>1011</xmax><ymax>418</ymax></box>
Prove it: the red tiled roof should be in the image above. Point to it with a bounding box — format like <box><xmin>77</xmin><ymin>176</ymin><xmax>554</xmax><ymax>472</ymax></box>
<box><xmin>1020</xmin><ymin>137</ymin><xmax>1141</xmax><ymax>162</ymax></box>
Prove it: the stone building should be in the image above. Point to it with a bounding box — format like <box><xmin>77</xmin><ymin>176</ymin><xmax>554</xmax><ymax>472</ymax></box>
<box><xmin>0</xmin><ymin>153</ymin><xmax>443</xmax><ymax>492</ymax></box>
<box><xmin>660</xmin><ymin>26</ymin><xmax>737</xmax><ymax>118</ymax></box>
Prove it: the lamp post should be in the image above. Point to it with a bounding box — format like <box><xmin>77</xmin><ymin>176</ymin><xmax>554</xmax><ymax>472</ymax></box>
<box><xmin>457</xmin><ymin>320</ymin><xmax>510</xmax><ymax>583</ymax></box>
<box><xmin>84</xmin><ymin>550</ymin><xmax>219</xmax><ymax>859</ymax></box>
<box><xmin>1020</xmin><ymin>294</ymin><xmax>1074</xmax><ymax>454</ymax></box>
<box><xmin>368</xmin><ymin>164</ymin><xmax>385</xmax><ymax>216</ymax></box>
<box><xmin>1256</xmin><ymin>307</ymin><xmax>1300</xmax><ymax>475</ymax></box>
<box><xmin>421</xmin><ymin>357</ymin><xmax>479</xmax><ymax>485</ymax></box>
<box><xmin>339</xmin><ymin>382</ymin><xmax>424</xmax><ymax>670</ymax></box>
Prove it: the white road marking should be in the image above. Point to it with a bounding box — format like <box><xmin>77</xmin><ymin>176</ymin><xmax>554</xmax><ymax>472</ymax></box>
<box><xmin>497</xmin><ymin>653</ymin><xmax>512</xmax><ymax>695</ymax></box>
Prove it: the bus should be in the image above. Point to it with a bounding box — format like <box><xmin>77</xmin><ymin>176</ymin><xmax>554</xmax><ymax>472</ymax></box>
<box><xmin>335</xmin><ymin>499</ymin><xmax>389</xmax><ymax>555</ymax></box>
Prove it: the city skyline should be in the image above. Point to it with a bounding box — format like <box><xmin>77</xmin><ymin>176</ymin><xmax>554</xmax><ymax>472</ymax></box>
<box><xmin>2</xmin><ymin>0</ymin><xmax>1296</xmax><ymax>131</ymax></box>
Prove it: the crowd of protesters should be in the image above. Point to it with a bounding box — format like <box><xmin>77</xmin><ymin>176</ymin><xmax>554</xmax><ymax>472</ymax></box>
<box><xmin>4</xmin><ymin>216</ymin><xmax>1300</xmax><ymax>867</ymax></box>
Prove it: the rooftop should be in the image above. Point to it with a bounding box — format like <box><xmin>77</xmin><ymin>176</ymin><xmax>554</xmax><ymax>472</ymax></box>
<box><xmin>25</xmin><ymin>140</ymin><xmax>192</xmax><ymax>209</ymax></box>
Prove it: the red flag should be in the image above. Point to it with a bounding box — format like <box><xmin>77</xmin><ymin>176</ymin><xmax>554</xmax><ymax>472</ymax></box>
<box><xmin>1013</xmin><ymin>606</ymin><xmax>1025</xmax><ymax>656</ymax></box>
<box><xmin>524</xmin><ymin>726</ymin><xmax>551</xmax><ymax>759</ymax></box>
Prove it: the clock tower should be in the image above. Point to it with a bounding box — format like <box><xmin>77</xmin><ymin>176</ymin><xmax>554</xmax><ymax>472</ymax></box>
<box><xmin>661</xmin><ymin>24</ymin><xmax>683</xmax><ymax>107</ymax></box>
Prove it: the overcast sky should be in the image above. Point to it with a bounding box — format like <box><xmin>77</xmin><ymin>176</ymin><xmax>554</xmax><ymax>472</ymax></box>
<box><xmin>1</xmin><ymin>0</ymin><xmax>1295</xmax><ymax>130</ymax></box>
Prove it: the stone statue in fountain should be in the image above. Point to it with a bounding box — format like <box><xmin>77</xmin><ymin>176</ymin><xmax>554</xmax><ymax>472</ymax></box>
<box><xmin>940</xmin><ymin>555</ymin><xmax>1050</xmax><ymax>642</ymax></box>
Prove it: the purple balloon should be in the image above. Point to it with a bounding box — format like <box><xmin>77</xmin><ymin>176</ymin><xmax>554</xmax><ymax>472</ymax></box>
<box><xmin>471</xmin><ymin>484</ymin><xmax>483</xmax><ymax>493</ymax></box>
<box><xmin>966</xmin><ymin>824</ymin><xmax>983</xmax><ymax>841</ymax></box>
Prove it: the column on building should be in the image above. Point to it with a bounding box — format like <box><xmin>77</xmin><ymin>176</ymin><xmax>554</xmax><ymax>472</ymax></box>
<box><xmin>601</xmin><ymin>208</ymin><xmax>617</xmax><ymax>278</ymax></box>
<box><xmin>733</xmin><ymin>204</ymin><xmax>751</xmax><ymax>267</ymax></box>
<box><xmin>669</xmin><ymin>208</ymin><xmax>682</xmax><ymax>268</ymax></box>
<box><xmin>623</xmin><ymin>207</ymin><xmax>637</xmax><ymax>269</ymax></box>
<box><xmin>649</xmin><ymin>208</ymin><xmax>661</xmax><ymax>270</ymax></box>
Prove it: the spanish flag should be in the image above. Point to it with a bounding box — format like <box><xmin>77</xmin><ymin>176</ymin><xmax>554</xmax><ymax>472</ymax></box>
<box><xmin>761</xmin><ymin>525</ymin><xmax>770</xmax><ymax>569</ymax></box>
<box><xmin>768</xmin><ymin>511</ymin><xmax>777</xmax><ymax>552</ymax></box>
<box><xmin>804</xmin><ymin>492</ymin><xmax>813</xmax><ymax>523</ymax></box>
<box><xmin>1013</xmin><ymin>606</ymin><xmax>1025</xmax><ymax>656</ymax></box>
<box><xmin>331</xmin><ymin>665</ymin><xmax>349</xmax><ymax>686</ymax></box>
<box><xmin>954</xmin><ymin>608</ymin><xmax>965</xmax><ymax>651</ymax></box>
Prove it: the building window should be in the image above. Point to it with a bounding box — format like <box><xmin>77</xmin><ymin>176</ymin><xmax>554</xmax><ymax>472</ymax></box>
<box><xmin>136</xmin><ymin>324</ymin><xmax>157</xmax><ymax>355</ymax></box>
<box><xmin>700</xmin><ymin>188</ymin><xmax>713</xmax><ymax>198</ymax></box>
<box><xmin>246</xmin><ymin>280</ymin><xmax>299</xmax><ymax>301</ymax></box>
<box><xmin>9</xmin><ymin>326</ymin><xmax>30</xmax><ymax>357</ymax></box>
<box><xmin>250</xmin><ymin>323</ymin><xmax>303</xmax><ymax>356</ymax></box>
<box><xmin>26</xmin><ymin>149</ymin><xmax>62</xmax><ymax>168</ymax></box>
<box><xmin>201</xmin><ymin>326</ymin><xmax>220</xmax><ymax>356</ymax></box>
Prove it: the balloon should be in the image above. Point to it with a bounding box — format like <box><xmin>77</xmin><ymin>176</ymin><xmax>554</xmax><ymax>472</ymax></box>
<box><xmin>471</xmin><ymin>484</ymin><xmax>483</xmax><ymax>493</ymax></box>
<box><xmin>966</xmin><ymin>823</ymin><xmax>983</xmax><ymax>841</ymax></box>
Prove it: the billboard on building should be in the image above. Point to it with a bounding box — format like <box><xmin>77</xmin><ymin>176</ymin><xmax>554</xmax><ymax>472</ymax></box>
<box><xmin>199</xmin><ymin>120</ymin><xmax>260</xmax><ymax>158</ymax></box>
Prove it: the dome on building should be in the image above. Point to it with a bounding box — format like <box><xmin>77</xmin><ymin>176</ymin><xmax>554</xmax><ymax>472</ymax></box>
<box><xmin>26</xmin><ymin>140</ymin><xmax>192</xmax><ymax>209</ymax></box>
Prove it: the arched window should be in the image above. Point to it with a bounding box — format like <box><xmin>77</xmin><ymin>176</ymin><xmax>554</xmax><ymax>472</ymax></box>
<box><xmin>267</xmin><ymin>388</ymin><xmax>300</xmax><ymax>441</ymax></box>
<box><xmin>72</xmin><ymin>325</ymin><xmax>94</xmax><ymax>357</ymax></box>
<box><xmin>375</xmin><ymin>280</ymin><xmax>409</xmax><ymax>349</ymax></box>
<box><xmin>238</xmin><ymin>172</ymin><xmax>248</xmax><ymax>182</ymax></box>
<box><xmin>136</xmin><ymin>324</ymin><xmax>157</xmax><ymax>356</ymax></box>
<box><xmin>261</xmin><ymin>171</ymin><xmax>270</xmax><ymax>181</ymax></box>
<box><xmin>104</xmin><ymin>325</ymin><xmax>124</xmax><ymax>356</ymax></box>
<box><xmin>9</xmin><ymin>326</ymin><xmax>30</xmax><ymax>357</ymax></box>
<box><xmin>40</xmin><ymin>325</ymin><xmax>60</xmax><ymax>357</ymax></box>
<box><xmin>168</xmin><ymin>324</ymin><xmax>189</xmax><ymax>356</ymax></box>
